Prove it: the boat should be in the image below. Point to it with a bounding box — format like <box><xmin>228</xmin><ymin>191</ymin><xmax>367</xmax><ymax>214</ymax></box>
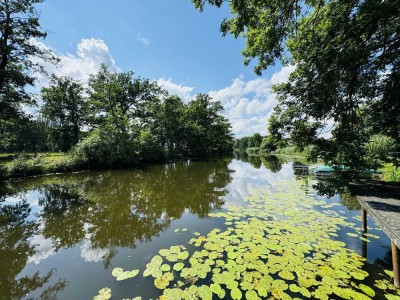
<box><xmin>311</xmin><ymin>165</ymin><xmax>380</xmax><ymax>179</ymax></box>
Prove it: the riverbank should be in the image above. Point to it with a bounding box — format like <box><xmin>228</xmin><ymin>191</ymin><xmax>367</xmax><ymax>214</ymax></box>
<box><xmin>0</xmin><ymin>153</ymin><xmax>75</xmax><ymax>181</ymax></box>
<box><xmin>0</xmin><ymin>152</ymin><xmax>226</xmax><ymax>181</ymax></box>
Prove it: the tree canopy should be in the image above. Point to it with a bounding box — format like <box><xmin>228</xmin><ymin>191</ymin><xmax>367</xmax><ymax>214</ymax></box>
<box><xmin>0</xmin><ymin>0</ymin><xmax>55</xmax><ymax>120</ymax></box>
<box><xmin>193</xmin><ymin>0</ymin><xmax>400</xmax><ymax>168</ymax></box>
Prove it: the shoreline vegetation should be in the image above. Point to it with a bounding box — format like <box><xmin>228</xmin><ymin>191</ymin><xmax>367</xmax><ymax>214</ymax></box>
<box><xmin>233</xmin><ymin>146</ymin><xmax>400</xmax><ymax>182</ymax></box>
<box><xmin>0</xmin><ymin>151</ymin><xmax>232</xmax><ymax>181</ymax></box>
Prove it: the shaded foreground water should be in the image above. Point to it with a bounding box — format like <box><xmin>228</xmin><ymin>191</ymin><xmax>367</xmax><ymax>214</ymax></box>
<box><xmin>0</xmin><ymin>156</ymin><xmax>399</xmax><ymax>299</ymax></box>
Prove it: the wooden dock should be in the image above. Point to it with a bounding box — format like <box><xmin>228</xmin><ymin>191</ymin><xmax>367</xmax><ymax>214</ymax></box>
<box><xmin>353</xmin><ymin>182</ymin><xmax>400</xmax><ymax>288</ymax></box>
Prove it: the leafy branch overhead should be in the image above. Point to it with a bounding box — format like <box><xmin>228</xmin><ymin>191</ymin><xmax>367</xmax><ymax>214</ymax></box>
<box><xmin>193</xmin><ymin>0</ymin><xmax>400</xmax><ymax>169</ymax></box>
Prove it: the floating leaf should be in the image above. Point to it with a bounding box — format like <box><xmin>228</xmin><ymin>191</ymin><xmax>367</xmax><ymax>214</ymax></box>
<box><xmin>231</xmin><ymin>288</ymin><xmax>242</xmax><ymax>300</ymax></box>
<box><xmin>346</xmin><ymin>233</ymin><xmax>358</xmax><ymax>237</ymax></box>
<box><xmin>112</xmin><ymin>268</ymin><xmax>123</xmax><ymax>277</ymax></box>
<box><xmin>173</xmin><ymin>262</ymin><xmax>184</xmax><ymax>271</ymax></box>
<box><xmin>359</xmin><ymin>284</ymin><xmax>375</xmax><ymax>297</ymax></box>
<box><xmin>93</xmin><ymin>287</ymin><xmax>111</xmax><ymax>300</ymax></box>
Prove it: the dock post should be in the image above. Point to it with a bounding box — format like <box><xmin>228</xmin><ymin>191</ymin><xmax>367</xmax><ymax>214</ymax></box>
<box><xmin>361</xmin><ymin>234</ymin><xmax>367</xmax><ymax>259</ymax></box>
<box><xmin>361</xmin><ymin>208</ymin><xmax>367</xmax><ymax>233</ymax></box>
<box><xmin>392</xmin><ymin>241</ymin><xmax>399</xmax><ymax>288</ymax></box>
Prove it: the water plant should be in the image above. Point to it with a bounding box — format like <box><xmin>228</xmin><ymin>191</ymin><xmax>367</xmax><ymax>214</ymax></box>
<box><xmin>97</xmin><ymin>181</ymin><xmax>400</xmax><ymax>299</ymax></box>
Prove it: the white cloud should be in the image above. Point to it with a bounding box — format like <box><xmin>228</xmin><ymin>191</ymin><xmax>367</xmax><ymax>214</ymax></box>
<box><xmin>157</xmin><ymin>78</ymin><xmax>195</xmax><ymax>103</ymax></box>
<box><xmin>209</xmin><ymin>65</ymin><xmax>295</xmax><ymax>137</ymax></box>
<box><xmin>137</xmin><ymin>33</ymin><xmax>150</xmax><ymax>45</ymax></box>
<box><xmin>30</xmin><ymin>38</ymin><xmax>120</xmax><ymax>90</ymax></box>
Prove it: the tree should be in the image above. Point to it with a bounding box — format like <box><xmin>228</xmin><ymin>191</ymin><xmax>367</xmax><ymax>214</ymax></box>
<box><xmin>248</xmin><ymin>133</ymin><xmax>262</xmax><ymax>148</ymax></box>
<box><xmin>184</xmin><ymin>94</ymin><xmax>233</xmax><ymax>157</ymax></box>
<box><xmin>87</xmin><ymin>64</ymin><xmax>165</xmax><ymax>133</ymax></box>
<box><xmin>41</xmin><ymin>76</ymin><xmax>88</xmax><ymax>150</ymax></box>
<box><xmin>193</xmin><ymin>0</ymin><xmax>400</xmax><ymax>169</ymax></box>
<box><xmin>0</xmin><ymin>0</ymin><xmax>56</xmax><ymax>120</ymax></box>
<box><xmin>155</xmin><ymin>95</ymin><xmax>186</xmax><ymax>155</ymax></box>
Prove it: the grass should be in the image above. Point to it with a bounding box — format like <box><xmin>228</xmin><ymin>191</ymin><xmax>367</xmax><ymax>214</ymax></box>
<box><xmin>379</xmin><ymin>163</ymin><xmax>400</xmax><ymax>182</ymax></box>
<box><xmin>0</xmin><ymin>152</ymin><xmax>71</xmax><ymax>180</ymax></box>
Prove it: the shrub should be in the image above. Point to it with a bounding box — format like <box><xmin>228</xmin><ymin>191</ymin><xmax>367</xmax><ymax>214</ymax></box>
<box><xmin>137</xmin><ymin>131</ymin><xmax>166</xmax><ymax>163</ymax></box>
<box><xmin>8</xmin><ymin>155</ymin><xmax>43</xmax><ymax>178</ymax></box>
<box><xmin>365</xmin><ymin>134</ymin><xmax>396</xmax><ymax>168</ymax></box>
<box><xmin>71</xmin><ymin>128</ymin><xmax>140</xmax><ymax>168</ymax></box>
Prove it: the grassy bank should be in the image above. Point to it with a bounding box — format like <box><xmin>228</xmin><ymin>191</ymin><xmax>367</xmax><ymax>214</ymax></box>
<box><xmin>379</xmin><ymin>163</ymin><xmax>400</xmax><ymax>182</ymax></box>
<box><xmin>0</xmin><ymin>153</ymin><xmax>72</xmax><ymax>180</ymax></box>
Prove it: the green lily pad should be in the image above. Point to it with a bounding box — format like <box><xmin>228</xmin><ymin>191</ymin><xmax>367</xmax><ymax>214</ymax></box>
<box><xmin>93</xmin><ymin>287</ymin><xmax>111</xmax><ymax>300</ymax></box>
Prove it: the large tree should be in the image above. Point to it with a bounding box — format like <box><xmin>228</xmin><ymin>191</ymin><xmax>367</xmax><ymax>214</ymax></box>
<box><xmin>192</xmin><ymin>0</ymin><xmax>400</xmax><ymax>168</ymax></box>
<box><xmin>184</xmin><ymin>93</ymin><xmax>233</xmax><ymax>156</ymax></box>
<box><xmin>41</xmin><ymin>76</ymin><xmax>88</xmax><ymax>151</ymax></box>
<box><xmin>87</xmin><ymin>64</ymin><xmax>165</xmax><ymax>134</ymax></box>
<box><xmin>0</xmin><ymin>0</ymin><xmax>55</xmax><ymax>120</ymax></box>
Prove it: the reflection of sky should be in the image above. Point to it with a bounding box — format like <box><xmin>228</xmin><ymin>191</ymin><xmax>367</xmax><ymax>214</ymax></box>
<box><xmin>80</xmin><ymin>224</ymin><xmax>110</xmax><ymax>262</ymax></box>
<box><xmin>28</xmin><ymin>233</ymin><xmax>56</xmax><ymax>265</ymax></box>
<box><xmin>223</xmin><ymin>160</ymin><xmax>294</xmax><ymax>208</ymax></box>
<box><xmin>2</xmin><ymin>190</ymin><xmax>43</xmax><ymax>222</ymax></box>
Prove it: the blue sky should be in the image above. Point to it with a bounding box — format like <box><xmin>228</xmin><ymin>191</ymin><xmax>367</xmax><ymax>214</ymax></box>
<box><xmin>33</xmin><ymin>0</ymin><xmax>294</xmax><ymax>137</ymax></box>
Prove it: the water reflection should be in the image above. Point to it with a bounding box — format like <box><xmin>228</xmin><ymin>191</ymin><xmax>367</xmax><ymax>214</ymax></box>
<box><xmin>0</xmin><ymin>159</ymin><xmax>233</xmax><ymax>298</ymax></box>
<box><xmin>0</xmin><ymin>215</ymin><xmax>67</xmax><ymax>299</ymax></box>
<box><xmin>234</xmin><ymin>152</ymin><xmax>284</xmax><ymax>173</ymax></box>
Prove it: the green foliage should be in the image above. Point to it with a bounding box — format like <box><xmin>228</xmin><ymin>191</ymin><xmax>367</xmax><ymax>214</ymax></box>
<box><xmin>41</xmin><ymin>76</ymin><xmax>88</xmax><ymax>150</ymax></box>
<box><xmin>0</xmin><ymin>0</ymin><xmax>57</xmax><ymax>121</ymax></box>
<box><xmin>193</xmin><ymin>0</ymin><xmax>400</xmax><ymax>169</ymax></box>
<box><xmin>137</xmin><ymin>131</ymin><xmax>166</xmax><ymax>163</ymax></box>
<box><xmin>380</xmin><ymin>163</ymin><xmax>400</xmax><ymax>182</ymax></box>
<box><xmin>184</xmin><ymin>94</ymin><xmax>233</xmax><ymax>157</ymax></box>
<box><xmin>71</xmin><ymin>128</ymin><xmax>139</xmax><ymax>168</ymax></box>
<box><xmin>8</xmin><ymin>155</ymin><xmax>43</xmax><ymax>178</ymax></box>
<box><xmin>248</xmin><ymin>133</ymin><xmax>262</xmax><ymax>148</ymax></box>
<box><xmin>2</xmin><ymin>66</ymin><xmax>233</xmax><ymax>177</ymax></box>
<box><xmin>365</xmin><ymin>134</ymin><xmax>396</xmax><ymax>168</ymax></box>
<box><xmin>260</xmin><ymin>136</ymin><xmax>277</xmax><ymax>152</ymax></box>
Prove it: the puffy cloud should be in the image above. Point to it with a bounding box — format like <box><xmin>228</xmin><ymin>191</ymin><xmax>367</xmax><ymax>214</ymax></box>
<box><xmin>137</xmin><ymin>33</ymin><xmax>150</xmax><ymax>45</ymax></box>
<box><xmin>157</xmin><ymin>78</ymin><xmax>195</xmax><ymax>103</ymax></box>
<box><xmin>209</xmin><ymin>65</ymin><xmax>295</xmax><ymax>137</ymax></box>
<box><xmin>30</xmin><ymin>38</ymin><xmax>120</xmax><ymax>89</ymax></box>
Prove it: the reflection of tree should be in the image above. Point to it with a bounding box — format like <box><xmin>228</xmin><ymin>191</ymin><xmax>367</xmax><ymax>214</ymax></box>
<box><xmin>76</xmin><ymin>159</ymin><xmax>232</xmax><ymax>254</ymax></box>
<box><xmin>234</xmin><ymin>152</ymin><xmax>284</xmax><ymax>173</ymax></box>
<box><xmin>260</xmin><ymin>155</ymin><xmax>283</xmax><ymax>173</ymax></box>
<box><xmin>233</xmin><ymin>151</ymin><xmax>249</xmax><ymax>163</ymax></box>
<box><xmin>313</xmin><ymin>173</ymin><xmax>351</xmax><ymax>197</ymax></box>
<box><xmin>339</xmin><ymin>187</ymin><xmax>361</xmax><ymax>211</ymax></box>
<box><xmin>0</xmin><ymin>221</ymin><xmax>66</xmax><ymax>300</ymax></box>
<box><xmin>247</xmin><ymin>155</ymin><xmax>262</xmax><ymax>169</ymax></box>
<box><xmin>1</xmin><ymin>158</ymin><xmax>233</xmax><ymax>272</ymax></box>
<box><xmin>38</xmin><ymin>184</ymin><xmax>88</xmax><ymax>213</ymax></box>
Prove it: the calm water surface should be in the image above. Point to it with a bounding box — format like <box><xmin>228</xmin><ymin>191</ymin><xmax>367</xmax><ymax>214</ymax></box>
<box><xmin>0</xmin><ymin>157</ymin><xmax>396</xmax><ymax>299</ymax></box>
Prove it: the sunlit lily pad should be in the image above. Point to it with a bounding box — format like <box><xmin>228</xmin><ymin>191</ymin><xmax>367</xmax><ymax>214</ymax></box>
<box><xmin>93</xmin><ymin>287</ymin><xmax>111</xmax><ymax>300</ymax></box>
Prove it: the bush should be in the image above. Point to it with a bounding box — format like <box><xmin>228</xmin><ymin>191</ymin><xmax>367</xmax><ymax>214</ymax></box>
<box><xmin>260</xmin><ymin>136</ymin><xmax>278</xmax><ymax>152</ymax></box>
<box><xmin>71</xmin><ymin>128</ymin><xmax>140</xmax><ymax>168</ymax></box>
<box><xmin>137</xmin><ymin>131</ymin><xmax>166</xmax><ymax>163</ymax></box>
<box><xmin>8</xmin><ymin>155</ymin><xmax>43</xmax><ymax>178</ymax></box>
<box><xmin>365</xmin><ymin>134</ymin><xmax>396</xmax><ymax>168</ymax></box>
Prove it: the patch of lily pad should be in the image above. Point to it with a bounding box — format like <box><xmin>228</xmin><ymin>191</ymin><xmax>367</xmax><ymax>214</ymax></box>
<box><xmin>97</xmin><ymin>180</ymin><xmax>400</xmax><ymax>299</ymax></box>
